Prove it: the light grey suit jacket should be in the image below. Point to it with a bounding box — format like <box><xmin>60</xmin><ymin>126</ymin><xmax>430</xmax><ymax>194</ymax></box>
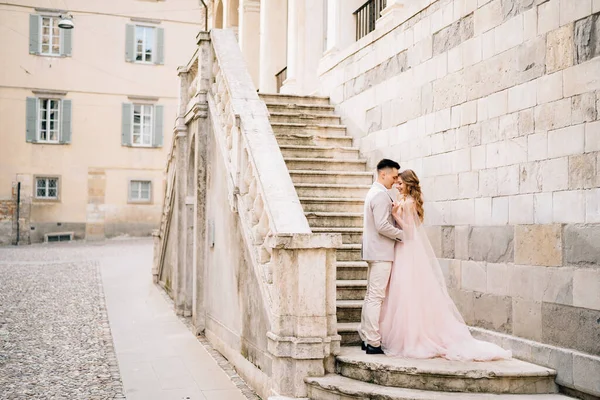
<box><xmin>362</xmin><ymin>182</ymin><xmax>404</xmax><ymax>262</ymax></box>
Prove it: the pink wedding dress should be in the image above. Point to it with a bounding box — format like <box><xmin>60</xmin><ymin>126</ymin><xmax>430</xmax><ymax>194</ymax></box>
<box><xmin>379</xmin><ymin>197</ymin><xmax>512</xmax><ymax>361</ymax></box>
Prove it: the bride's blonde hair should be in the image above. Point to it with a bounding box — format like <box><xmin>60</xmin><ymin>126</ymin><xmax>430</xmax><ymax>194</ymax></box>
<box><xmin>400</xmin><ymin>169</ymin><xmax>424</xmax><ymax>223</ymax></box>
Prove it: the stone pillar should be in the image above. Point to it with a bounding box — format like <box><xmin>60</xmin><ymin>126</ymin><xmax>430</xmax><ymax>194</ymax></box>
<box><xmin>223</xmin><ymin>0</ymin><xmax>239</xmax><ymax>28</ymax></box>
<box><xmin>280</xmin><ymin>0</ymin><xmax>327</xmax><ymax>95</ymax></box>
<box><xmin>259</xmin><ymin>0</ymin><xmax>287</xmax><ymax>93</ymax></box>
<box><xmin>192</xmin><ymin>31</ymin><xmax>212</xmax><ymax>334</ymax></box>
<box><xmin>239</xmin><ymin>0</ymin><xmax>261</xmax><ymax>88</ymax></box>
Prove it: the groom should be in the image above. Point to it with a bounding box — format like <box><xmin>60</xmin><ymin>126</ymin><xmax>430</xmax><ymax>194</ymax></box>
<box><xmin>359</xmin><ymin>158</ymin><xmax>404</xmax><ymax>354</ymax></box>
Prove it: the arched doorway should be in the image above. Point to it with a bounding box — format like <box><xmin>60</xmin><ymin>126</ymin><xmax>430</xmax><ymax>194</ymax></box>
<box><xmin>227</xmin><ymin>0</ymin><xmax>239</xmax><ymax>27</ymax></box>
<box><xmin>214</xmin><ymin>0</ymin><xmax>224</xmax><ymax>28</ymax></box>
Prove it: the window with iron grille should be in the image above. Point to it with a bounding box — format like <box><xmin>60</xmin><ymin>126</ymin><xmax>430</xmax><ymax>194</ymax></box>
<box><xmin>36</xmin><ymin>177</ymin><xmax>59</xmax><ymax>200</ymax></box>
<box><xmin>354</xmin><ymin>0</ymin><xmax>387</xmax><ymax>41</ymax></box>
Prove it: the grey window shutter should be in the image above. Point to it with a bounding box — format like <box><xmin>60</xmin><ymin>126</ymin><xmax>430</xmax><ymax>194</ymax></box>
<box><xmin>26</xmin><ymin>97</ymin><xmax>38</xmax><ymax>142</ymax></box>
<box><xmin>155</xmin><ymin>28</ymin><xmax>165</xmax><ymax>65</ymax></box>
<box><xmin>153</xmin><ymin>105</ymin><xmax>164</xmax><ymax>147</ymax></box>
<box><xmin>61</xmin><ymin>28</ymin><xmax>72</xmax><ymax>56</ymax></box>
<box><xmin>60</xmin><ymin>100</ymin><xmax>72</xmax><ymax>144</ymax></box>
<box><xmin>29</xmin><ymin>15</ymin><xmax>40</xmax><ymax>54</ymax></box>
<box><xmin>125</xmin><ymin>24</ymin><xmax>135</xmax><ymax>62</ymax></box>
<box><xmin>122</xmin><ymin>103</ymin><xmax>132</xmax><ymax>146</ymax></box>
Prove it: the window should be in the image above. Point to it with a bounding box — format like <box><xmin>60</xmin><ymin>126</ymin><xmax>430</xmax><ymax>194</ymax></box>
<box><xmin>135</xmin><ymin>26</ymin><xmax>155</xmax><ymax>62</ymax></box>
<box><xmin>39</xmin><ymin>98</ymin><xmax>61</xmax><ymax>142</ymax></box>
<box><xmin>29</xmin><ymin>14</ymin><xmax>71</xmax><ymax>56</ymax></box>
<box><xmin>129</xmin><ymin>180</ymin><xmax>152</xmax><ymax>202</ymax></box>
<box><xmin>125</xmin><ymin>24</ymin><xmax>164</xmax><ymax>65</ymax></box>
<box><xmin>36</xmin><ymin>177</ymin><xmax>59</xmax><ymax>200</ymax></box>
<box><xmin>41</xmin><ymin>16</ymin><xmax>61</xmax><ymax>55</ymax></box>
<box><xmin>132</xmin><ymin>104</ymin><xmax>153</xmax><ymax>146</ymax></box>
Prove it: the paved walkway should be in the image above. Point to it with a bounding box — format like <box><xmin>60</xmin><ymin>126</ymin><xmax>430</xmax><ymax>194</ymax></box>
<box><xmin>0</xmin><ymin>238</ymin><xmax>248</xmax><ymax>400</ymax></box>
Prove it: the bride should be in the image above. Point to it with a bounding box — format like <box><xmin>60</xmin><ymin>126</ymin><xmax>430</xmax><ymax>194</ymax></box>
<box><xmin>379</xmin><ymin>169</ymin><xmax>512</xmax><ymax>361</ymax></box>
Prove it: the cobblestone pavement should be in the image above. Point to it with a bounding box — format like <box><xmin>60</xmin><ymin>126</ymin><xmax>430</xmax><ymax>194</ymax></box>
<box><xmin>0</xmin><ymin>238</ymin><xmax>254</xmax><ymax>400</ymax></box>
<box><xmin>0</xmin><ymin>258</ymin><xmax>123</xmax><ymax>399</ymax></box>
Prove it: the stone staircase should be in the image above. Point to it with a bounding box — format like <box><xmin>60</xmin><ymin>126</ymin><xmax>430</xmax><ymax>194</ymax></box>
<box><xmin>261</xmin><ymin>93</ymin><xmax>369</xmax><ymax>346</ymax></box>
<box><xmin>261</xmin><ymin>93</ymin><xmax>575</xmax><ymax>400</ymax></box>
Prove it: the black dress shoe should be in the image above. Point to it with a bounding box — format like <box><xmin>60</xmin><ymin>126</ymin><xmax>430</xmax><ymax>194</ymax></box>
<box><xmin>361</xmin><ymin>342</ymin><xmax>367</xmax><ymax>351</ymax></box>
<box><xmin>366</xmin><ymin>344</ymin><xmax>385</xmax><ymax>355</ymax></box>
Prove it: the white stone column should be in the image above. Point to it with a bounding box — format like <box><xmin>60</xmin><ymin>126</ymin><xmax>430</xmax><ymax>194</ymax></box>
<box><xmin>258</xmin><ymin>0</ymin><xmax>287</xmax><ymax>93</ymax></box>
<box><xmin>223</xmin><ymin>0</ymin><xmax>239</xmax><ymax>28</ymax></box>
<box><xmin>280</xmin><ymin>0</ymin><xmax>326</xmax><ymax>95</ymax></box>
<box><xmin>239</xmin><ymin>0</ymin><xmax>261</xmax><ymax>88</ymax></box>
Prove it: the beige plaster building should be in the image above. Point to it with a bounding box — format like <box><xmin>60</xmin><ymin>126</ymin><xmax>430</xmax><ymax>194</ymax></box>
<box><xmin>156</xmin><ymin>0</ymin><xmax>600</xmax><ymax>399</ymax></box>
<box><xmin>0</xmin><ymin>0</ymin><xmax>203</xmax><ymax>244</ymax></box>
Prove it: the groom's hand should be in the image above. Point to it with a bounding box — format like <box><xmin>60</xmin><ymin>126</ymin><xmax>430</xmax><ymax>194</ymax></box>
<box><xmin>392</xmin><ymin>202</ymin><xmax>401</xmax><ymax>214</ymax></box>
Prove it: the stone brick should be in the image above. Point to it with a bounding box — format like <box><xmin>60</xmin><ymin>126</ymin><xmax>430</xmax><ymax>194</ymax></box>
<box><xmin>573</xmin><ymin>354</ymin><xmax>600</xmax><ymax>395</ymax></box>
<box><xmin>554</xmin><ymin>191</ymin><xmax>586</xmax><ymax>223</ymax></box>
<box><xmin>462</xmin><ymin>100</ymin><xmax>478</xmax><ymax>125</ymax></box>
<box><xmin>442</xmin><ymin>226</ymin><xmax>456</xmax><ymax>258</ymax></box>
<box><xmin>563</xmin><ymin>56</ymin><xmax>600</xmax><ymax>97</ymax></box>
<box><xmin>538</xmin><ymin>0</ymin><xmax>560</xmax><ymax>35</ymax></box>
<box><xmin>497</xmin><ymin>164</ymin><xmax>521</xmax><ymax>196</ymax></box>
<box><xmin>481</xmin><ymin>118</ymin><xmax>501</xmax><ymax>143</ymax></box>
<box><xmin>514</xmin><ymin>224</ymin><xmax>563</xmax><ymax>266</ymax></box>
<box><xmin>542</xmin><ymin>267</ymin><xmax>575</xmax><ymax>305</ymax></box>
<box><xmin>560</xmin><ymin>0</ymin><xmax>592</xmax><ymax>26</ymax></box>
<box><xmin>585</xmin><ymin>120</ymin><xmax>600</xmax><ymax>152</ymax></box>
<box><xmin>508</xmin><ymin>80</ymin><xmax>537</xmax><ymax>113</ymax></box>
<box><xmin>536</xmin><ymin>71</ymin><xmax>563</xmax><ymax>104</ymax></box>
<box><xmin>520</xmin><ymin>162</ymin><xmax>542</xmax><ymax>193</ymax></box>
<box><xmin>462</xmin><ymin>260</ymin><xmax>487</xmax><ymax>292</ymax></box>
<box><xmin>450</xmin><ymin>198</ymin><xmax>476</xmax><ymax>224</ymax></box>
<box><xmin>569</xmin><ymin>153</ymin><xmax>597</xmax><ymax>189</ymax></box>
<box><xmin>519</xmin><ymin>37</ymin><xmax>547</xmax><ymax>83</ymax></box>
<box><xmin>573</xmin><ymin>268</ymin><xmax>600</xmax><ymax>310</ymax></box>
<box><xmin>512</xmin><ymin>298</ymin><xmax>543</xmax><ymax>341</ymax></box>
<box><xmin>471</xmin><ymin>144</ymin><xmax>487</xmax><ymax>169</ymax></box>
<box><xmin>475</xmin><ymin>197</ymin><xmax>493</xmax><ymax>224</ymax></box>
<box><xmin>547</xmin><ymin>24</ymin><xmax>575</xmax><ymax>74</ymax></box>
<box><xmin>488</xmin><ymin>90</ymin><xmax>509</xmax><ymax>119</ymax></box>
<box><xmin>462</xmin><ymin>36</ymin><xmax>483</xmax><ymax>67</ymax></box>
<box><xmin>548</xmin><ymin>124</ymin><xmax>585</xmax><ymax>158</ymax></box>
<box><xmin>488</xmin><ymin>140</ymin><xmax>527</xmax><ymax>168</ymax></box>
<box><xmin>455</xmin><ymin>225</ymin><xmax>470</xmax><ymax>259</ymax></box>
<box><xmin>534</xmin><ymin>192</ymin><xmax>554</xmax><ymax>224</ymax></box>
<box><xmin>564</xmin><ymin>223</ymin><xmax>600</xmax><ymax>265</ymax></box>
<box><xmin>595</xmin><ymin>0</ymin><xmax>600</xmax><ymax>13</ymax></box>
<box><xmin>482</xmin><ymin>29</ymin><xmax>497</xmax><ymax>59</ymax></box>
<box><xmin>425</xmin><ymin>226</ymin><xmax>443</xmax><ymax>257</ymax></box>
<box><xmin>469</xmin><ymin>225</ymin><xmax>514</xmax><ymax>262</ymax></box>
<box><xmin>448</xmin><ymin>45</ymin><xmax>463</xmax><ymax>73</ymax></box>
<box><xmin>449</xmin><ymin>288</ymin><xmax>475</xmax><ymax>324</ymax></box>
<box><xmin>492</xmin><ymin>196</ymin><xmax>509</xmax><ymax>224</ymax></box>
<box><xmin>433</xmin><ymin>70</ymin><xmax>467</xmax><ymax>111</ymax></box>
<box><xmin>440</xmin><ymin>258</ymin><xmax>462</xmax><ymax>289</ymax></box>
<box><xmin>541</xmin><ymin>157</ymin><xmax>569</xmax><ymax>191</ymax></box>
<box><xmin>528</xmin><ymin>132</ymin><xmax>548</xmax><ymax>161</ymax></box>
<box><xmin>486</xmin><ymin>262</ymin><xmax>512</xmax><ymax>295</ymax></box>
<box><xmin>509</xmin><ymin>195</ymin><xmax>535</xmax><ymax>224</ymax></box>
<box><xmin>518</xmin><ymin>109</ymin><xmax>535</xmax><ymax>135</ymax></box>
<box><xmin>430</xmin><ymin>174</ymin><xmax>459</xmax><ymax>201</ymax></box>
<box><xmin>499</xmin><ymin>113</ymin><xmax>518</xmax><ymax>141</ymax></box>
<box><xmin>509</xmin><ymin>264</ymin><xmax>549</xmax><ymax>300</ymax></box>
<box><xmin>586</xmin><ymin>188</ymin><xmax>600</xmax><ymax>223</ymax></box>
<box><xmin>542</xmin><ymin>302</ymin><xmax>600</xmax><ymax>356</ymax></box>
<box><xmin>473</xmin><ymin>292</ymin><xmax>513</xmax><ymax>333</ymax></box>
<box><xmin>496</xmin><ymin>14</ymin><xmax>525</xmax><ymax>54</ymax></box>
<box><xmin>501</xmin><ymin>0</ymin><xmax>536</xmax><ymax>20</ymax></box>
<box><xmin>575</xmin><ymin>13</ymin><xmax>600</xmax><ymax>65</ymax></box>
<box><xmin>531</xmin><ymin>345</ymin><xmax>574</xmax><ymax>387</ymax></box>
<box><xmin>534</xmin><ymin>98</ymin><xmax>572</xmax><ymax>131</ymax></box>
<box><xmin>523</xmin><ymin>7</ymin><xmax>538</xmax><ymax>41</ymax></box>
<box><xmin>433</xmin><ymin>13</ymin><xmax>475</xmax><ymax>56</ymax></box>
<box><xmin>459</xmin><ymin>171</ymin><xmax>479</xmax><ymax>199</ymax></box>
<box><xmin>366</xmin><ymin>105</ymin><xmax>382</xmax><ymax>134</ymax></box>
<box><xmin>572</xmin><ymin>92</ymin><xmax>598</xmax><ymax>124</ymax></box>
<box><xmin>475</xmin><ymin>0</ymin><xmax>504</xmax><ymax>35</ymax></box>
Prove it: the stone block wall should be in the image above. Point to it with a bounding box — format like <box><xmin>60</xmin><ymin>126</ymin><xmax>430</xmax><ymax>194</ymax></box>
<box><xmin>320</xmin><ymin>0</ymin><xmax>600</xmax><ymax>395</ymax></box>
<box><xmin>0</xmin><ymin>198</ymin><xmax>15</xmax><ymax>245</ymax></box>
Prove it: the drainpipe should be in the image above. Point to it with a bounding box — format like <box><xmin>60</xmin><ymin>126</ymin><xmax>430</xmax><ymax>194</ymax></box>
<box><xmin>15</xmin><ymin>182</ymin><xmax>20</xmax><ymax>246</ymax></box>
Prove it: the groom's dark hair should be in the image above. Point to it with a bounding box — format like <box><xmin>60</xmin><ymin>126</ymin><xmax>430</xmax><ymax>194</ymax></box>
<box><xmin>376</xmin><ymin>159</ymin><xmax>401</xmax><ymax>171</ymax></box>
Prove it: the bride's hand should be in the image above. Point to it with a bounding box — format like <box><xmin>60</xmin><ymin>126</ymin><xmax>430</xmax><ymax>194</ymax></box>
<box><xmin>392</xmin><ymin>201</ymin><xmax>401</xmax><ymax>215</ymax></box>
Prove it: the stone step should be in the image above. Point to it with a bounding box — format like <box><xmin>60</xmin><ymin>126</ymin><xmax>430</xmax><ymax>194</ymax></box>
<box><xmin>336</xmin><ymin>260</ymin><xmax>368</xmax><ymax>280</ymax></box>
<box><xmin>284</xmin><ymin>157</ymin><xmax>368</xmax><ymax>172</ymax></box>
<box><xmin>296</xmin><ymin>184</ymin><xmax>370</xmax><ymax>199</ymax></box>
<box><xmin>311</xmin><ymin>226</ymin><xmax>363</xmax><ymax>243</ymax></box>
<box><xmin>337</xmin><ymin>280</ymin><xmax>367</xmax><ymax>301</ymax></box>
<box><xmin>264</xmin><ymin>102</ymin><xmax>336</xmax><ymax>116</ymax></box>
<box><xmin>337</xmin><ymin>322</ymin><xmax>362</xmax><ymax>346</ymax></box>
<box><xmin>269</xmin><ymin>111</ymin><xmax>341</xmax><ymax>125</ymax></box>
<box><xmin>337</xmin><ymin>299</ymin><xmax>363</xmax><ymax>322</ymax></box>
<box><xmin>280</xmin><ymin>145</ymin><xmax>360</xmax><ymax>160</ymax></box>
<box><xmin>259</xmin><ymin>93</ymin><xmax>331</xmax><ymax>105</ymax></box>
<box><xmin>306</xmin><ymin>212</ymin><xmax>363</xmax><ymax>228</ymax></box>
<box><xmin>307</xmin><ymin>375</ymin><xmax>571</xmax><ymax>400</ymax></box>
<box><xmin>335</xmin><ymin>347</ymin><xmax>558</xmax><ymax>395</ymax></box>
<box><xmin>300</xmin><ymin>198</ymin><xmax>365</xmax><ymax>214</ymax></box>
<box><xmin>272</xmin><ymin>122</ymin><xmax>348</xmax><ymax>137</ymax></box>
<box><xmin>336</xmin><ymin>244</ymin><xmax>362</xmax><ymax>262</ymax></box>
<box><xmin>290</xmin><ymin>170</ymin><xmax>373</xmax><ymax>185</ymax></box>
<box><xmin>275</xmin><ymin>133</ymin><xmax>354</xmax><ymax>147</ymax></box>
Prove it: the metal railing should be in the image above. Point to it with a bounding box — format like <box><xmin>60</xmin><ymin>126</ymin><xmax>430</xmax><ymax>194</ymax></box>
<box><xmin>354</xmin><ymin>0</ymin><xmax>387</xmax><ymax>40</ymax></box>
<box><xmin>275</xmin><ymin>66</ymin><xmax>287</xmax><ymax>93</ymax></box>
